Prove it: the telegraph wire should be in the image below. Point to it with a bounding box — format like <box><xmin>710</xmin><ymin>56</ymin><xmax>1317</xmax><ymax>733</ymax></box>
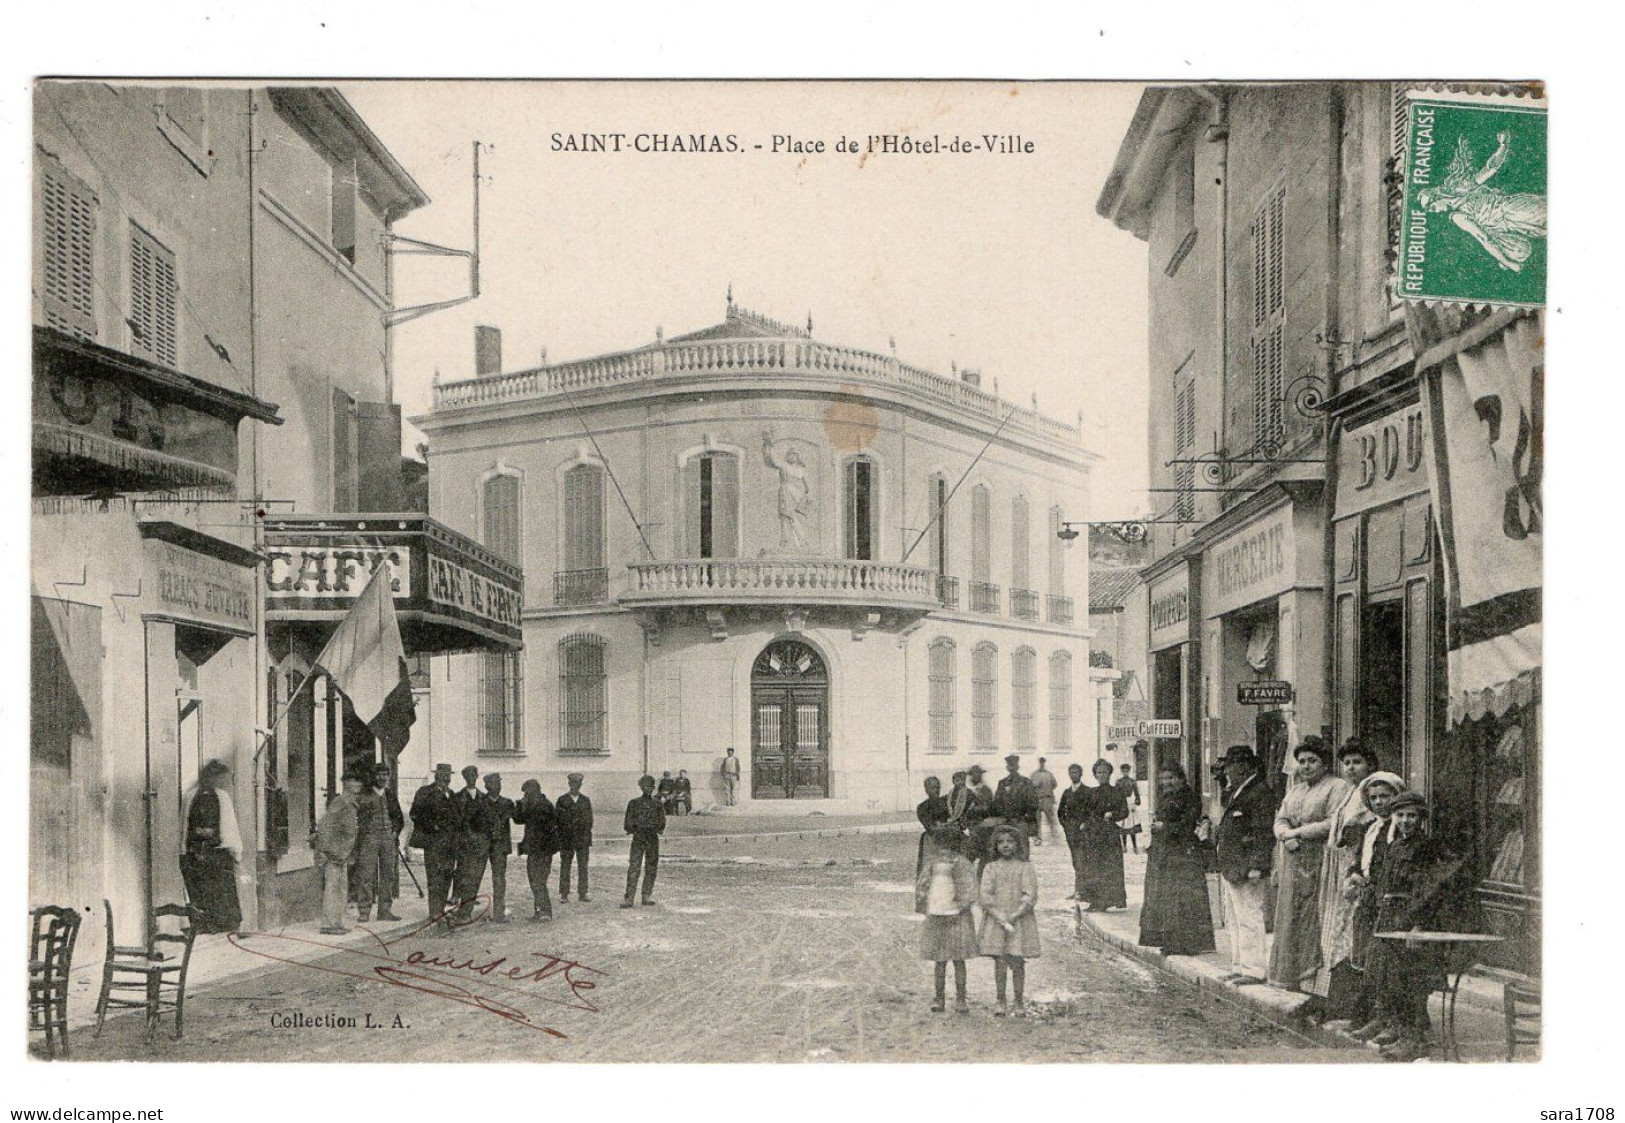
<box><xmin>900</xmin><ymin>406</ymin><xmax>1018</xmax><ymax>566</ymax></box>
<box><xmin>563</xmin><ymin>394</ymin><xmax>657</xmax><ymax>562</ymax></box>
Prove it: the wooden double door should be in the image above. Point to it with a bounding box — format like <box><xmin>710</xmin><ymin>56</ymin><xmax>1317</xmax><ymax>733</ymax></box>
<box><xmin>751</xmin><ymin>685</ymin><xmax>829</xmax><ymax>799</ymax></box>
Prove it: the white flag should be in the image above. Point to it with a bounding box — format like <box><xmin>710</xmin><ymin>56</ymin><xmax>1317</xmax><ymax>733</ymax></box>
<box><xmin>314</xmin><ymin>563</ymin><xmax>414</xmax><ymax>732</ymax></box>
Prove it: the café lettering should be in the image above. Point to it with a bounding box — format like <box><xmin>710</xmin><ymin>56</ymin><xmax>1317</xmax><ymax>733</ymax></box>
<box><xmin>265</xmin><ymin>547</ymin><xmax>410</xmax><ymax>598</ymax></box>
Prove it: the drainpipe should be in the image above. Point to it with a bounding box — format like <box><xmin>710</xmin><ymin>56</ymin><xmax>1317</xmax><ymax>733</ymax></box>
<box><xmin>1196</xmin><ymin>87</ymin><xmax>1230</xmax><ymax>514</ymax></box>
<box><xmin>1320</xmin><ymin>84</ymin><xmax>1347</xmax><ymax>742</ymax></box>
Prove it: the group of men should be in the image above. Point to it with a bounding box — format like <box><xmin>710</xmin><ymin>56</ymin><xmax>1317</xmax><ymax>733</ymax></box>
<box><xmin>309</xmin><ymin>762</ymin><xmax>408</xmax><ymax>935</ymax></box>
<box><xmin>655</xmin><ymin>770</ymin><xmax>694</xmax><ymax>815</ymax></box>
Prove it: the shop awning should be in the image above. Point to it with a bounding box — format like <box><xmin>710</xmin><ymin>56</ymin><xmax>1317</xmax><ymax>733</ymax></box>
<box><xmin>33</xmin><ymin>326</ymin><xmax>282</xmax><ymax>496</ymax></box>
<box><xmin>263</xmin><ymin>513</ymin><xmax>523</xmax><ymax>653</ymax></box>
<box><xmin>1414</xmin><ymin>309</ymin><xmax>1543</xmax><ymax>724</ymax></box>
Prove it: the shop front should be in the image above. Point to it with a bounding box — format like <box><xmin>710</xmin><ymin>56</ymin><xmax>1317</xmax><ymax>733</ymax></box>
<box><xmin>259</xmin><ymin>514</ymin><xmax>523</xmax><ymax>924</ymax></box>
<box><xmin>1145</xmin><ymin>560</ymin><xmax>1202</xmax><ymax>805</ymax></box>
<box><xmin>1200</xmin><ymin>490</ymin><xmax>1325</xmax><ymax>803</ymax></box>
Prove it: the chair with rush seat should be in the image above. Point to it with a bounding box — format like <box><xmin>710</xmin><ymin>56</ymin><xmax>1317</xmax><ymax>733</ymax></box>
<box><xmin>28</xmin><ymin>905</ymin><xmax>83</xmax><ymax>1058</ymax></box>
<box><xmin>1503</xmin><ymin>978</ymin><xmax>1541</xmax><ymax>1061</ymax></box>
<box><xmin>93</xmin><ymin>900</ymin><xmax>199</xmax><ymax>1044</ymax></box>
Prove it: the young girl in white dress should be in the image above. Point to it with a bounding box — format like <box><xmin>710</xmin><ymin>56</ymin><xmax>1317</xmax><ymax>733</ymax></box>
<box><xmin>979</xmin><ymin>824</ymin><xmax>1041</xmax><ymax>1016</ymax></box>
<box><xmin>916</xmin><ymin>825</ymin><xmax>979</xmax><ymax>1013</ymax></box>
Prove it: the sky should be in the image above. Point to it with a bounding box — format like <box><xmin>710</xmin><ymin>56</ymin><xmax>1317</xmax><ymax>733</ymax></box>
<box><xmin>343</xmin><ymin>81</ymin><xmax>1151</xmax><ymax>516</ymax></box>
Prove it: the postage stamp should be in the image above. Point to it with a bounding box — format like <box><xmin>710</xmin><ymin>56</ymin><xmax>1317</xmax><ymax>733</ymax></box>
<box><xmin>1396</xmin><ymin>89</ymin><xmax>1547</xmax><ymax>308</ymax></box>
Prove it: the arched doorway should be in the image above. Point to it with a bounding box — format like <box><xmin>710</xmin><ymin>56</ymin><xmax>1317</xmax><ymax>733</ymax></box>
<box><xmin>751</xmin><ymin>639</ymin><xmax>829</xmax><ymax>799</ymax></box>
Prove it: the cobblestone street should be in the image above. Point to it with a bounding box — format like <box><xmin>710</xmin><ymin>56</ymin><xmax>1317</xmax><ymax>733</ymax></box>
<box><xmin>67</xmin><ymin>830</ymin><xmax>1347</xmax><ymax>1063</ymax></box>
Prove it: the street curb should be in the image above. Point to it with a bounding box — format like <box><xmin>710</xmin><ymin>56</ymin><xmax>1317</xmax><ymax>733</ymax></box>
<box><xmin>1071</xmin><ymin>908</ymin><xmax>1365</xmax><ymax>1052</ymax></box>
<box><xmin>604</xmin><ymin>820</ymin><xmax>920</xmax><ymax>847</ymax></box>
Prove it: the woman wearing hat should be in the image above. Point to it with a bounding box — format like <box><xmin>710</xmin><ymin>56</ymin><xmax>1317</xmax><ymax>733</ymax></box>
<box><xmin>1307</xmin><ymin>741</ymin><xmax>1385</xmax><ymax>1020</ymax></box>
<box><xmin>1266</xmin><ymin>737</ymin><xmax>1350</xmax><ymax>991</ymax></box>
<box><xmin>1137</xmin><ymin>760</ymin><xmax>1215</xmax><ymax>956</ymax></box>
<box><xmin>1076</xmin><ymin>759</ymin><xmax>1129</xmax><ymax>911</ymax></box>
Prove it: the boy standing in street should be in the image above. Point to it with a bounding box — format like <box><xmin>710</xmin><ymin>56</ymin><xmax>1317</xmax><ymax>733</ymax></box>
<box><xmin>622</xmin><ymin>775</ymin><xmax>667</xmax><ymax>908</ymax></box>
<box><xmin>313</xmin><ymin>771</ymin><xmax>363</xmax><ymax>935</ymax></box>
<box><xmin>481</xmin><ymin>773</ymin><xmax>517</xmax><ymax>923</ymax></box>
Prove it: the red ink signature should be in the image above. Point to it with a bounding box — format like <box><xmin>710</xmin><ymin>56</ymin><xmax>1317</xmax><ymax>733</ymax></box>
<box><xmin>225</xmin><ymin>898</ymin><xmax>604</xmax><ymax>1038</ymax></box>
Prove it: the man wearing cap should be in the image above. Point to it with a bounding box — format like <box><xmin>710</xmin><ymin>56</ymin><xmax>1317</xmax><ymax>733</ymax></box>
<box><xmin>451</xmin><ymin>765</ymin><xmax>488</xmax><ymax>922</ymax></box>
<box><xmin>353</xmin><ymin>762</ymin><xmax>404</xmax><ymax>923</ymax></box>
<box><xmin>622</xmin><ymin>775</ymin><xmax>667</xmax><ymax>908</ymax></box>
<box><xmin>993</xmin><ymin>754</ymin><xmax>1039</xmax><ymax>848</ymax></box>
<box><xmin>965</xmin><ymin>764</ymin><xmax>997</xmax><ymax>867</ymax></box>
<box><xmin>556</xmin><ymin>773</ymin><xmax>595</xmax><ymax>902</ymax></box>
<box><xmin>1029</xmin><ymin>757</ymin><xmax>1059</xmax><ymax>845</ymax></box>
<box><xmin>1057</xmin><ymin>762</ymin><xmax>1092</xmax><ymax>899</ymax></box>
<box><xmin>480</xmin><ymin>773</ymin><xmax>518</xmax><ymax>923</ymax></box>
<box><xmin>313</xmin><ymin>771</ymin><xmax>364</xmax><ymax>935</ymax></box>
<box><xmin>410</xmin><ymin>763</ymin><xmax>461</xmax><ymax>924</ymax></box>
<box><xmin>720</xmin><ymin>748</ymin><xmax>741</xmax><ymax>806</ymax></box>
<box><xmin>1213</xmin><ymin>745</ymin><xmax>1276</xmax><ymax>984</ymax></box>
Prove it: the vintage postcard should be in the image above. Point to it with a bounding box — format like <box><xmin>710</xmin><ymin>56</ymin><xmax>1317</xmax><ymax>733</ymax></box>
<box><xmin>26</xmin><ymin>77</ymin><xmax>1543</xmax><ymax>1072</ymax></box>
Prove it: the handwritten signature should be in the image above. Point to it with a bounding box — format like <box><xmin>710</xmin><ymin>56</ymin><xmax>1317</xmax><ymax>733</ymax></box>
<box><xmin>226</xmin><ymin>899</ymin><xmax>604</xmax><ymax>1039</ymax></box>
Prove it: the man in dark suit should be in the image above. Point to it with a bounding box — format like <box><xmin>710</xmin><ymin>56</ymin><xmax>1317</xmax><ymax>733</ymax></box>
<box><xmin>409</xmin><ymin>763</ymin><xmax>460</xmax><ymax>926</ymax></box>
<box><xmin>1212</xmin><ymin>745</ymin><xmax>1275</xmax><ymax>984</ymax></box>
<box><xmin>992</xmin><ymin>753</ymin><xmax>1039</xmax><ymax>848</ymax></box>
<box><xmin>622</xmin><ymin>775</ymin><xmax>668</xmax><ymax>908</ymax></box>
<box><xmin>515</xmin><ymin>779</ymin><xmax>559</xmax><ymax>921</ymax></box>
<box><xmin>555</xmin><ymin>772</ymin><xmax>594</xmax><ymax>902</ymax></box>
<box><xmin>1056</xmin><ymin>762</ymin><xmax>1091</xmax><ymax>900</ymax></box>
<box><xmin>480</xmin><ymin>773</ymin><xmax>517</xmax><ymax>923</ymax></box>
<box><xmin>451</xmin><ymin>765</ymin><xmax>487</xmax><ymax>922</ymax></box>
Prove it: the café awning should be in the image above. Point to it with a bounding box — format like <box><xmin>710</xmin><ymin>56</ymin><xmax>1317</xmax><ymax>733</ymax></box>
<box><xmin>263</xmin><ymin>513</ymin><xmax>523</xmax><ymax>653</ymax></box>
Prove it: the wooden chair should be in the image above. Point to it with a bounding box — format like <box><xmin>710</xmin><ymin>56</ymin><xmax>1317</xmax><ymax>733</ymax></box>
<box><xmin>1504</xmin><ymin>978</ymin><xmax>1541</xmax><ymax>1061</ymax></box>
<box><xmin>93</xmin><ymin>901</ymin><xmax>198</xmax><ymax>1044</ymax></box>
<box><xmin>28</xmin><ymin>905</ymin><xmax>83</xmax><ymax>1058</ymax></box>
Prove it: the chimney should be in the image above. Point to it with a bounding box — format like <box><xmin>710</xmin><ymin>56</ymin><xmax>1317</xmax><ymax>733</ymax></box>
<box><xmin>475</xmin><ymin>325</ymin><xmax>502</xmax><ymax>377</ymax></box>
<box><xmin>960</xmin><ymin>366</ymin><xmax>982</xmax><ymax>388</ymax></box>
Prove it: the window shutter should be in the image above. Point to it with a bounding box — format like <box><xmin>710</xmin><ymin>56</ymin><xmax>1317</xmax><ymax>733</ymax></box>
<box><xmin>1011</xmin><ymin>496</ymin><xmax>1030</xmax><ymax>590</ymax></box>
<box><xmin>332</xmin><ymin>388</ymin><xmax>358</xmax><ymax>512</ymax></box>
<box><xmin>356</xmin><ymin>401</ymin><xmax>404</xmax><ymax>511</ymax></box>
<box><xmin>562</xmin><ymin>466</ymin><xmax>601</xmax><ymax>571</ymax></box>
<box><xmin>971</xmin><ymin>486</ymin><xmax>990</xmax><ymax>584</ymax></box>
<box><xmin>711</xmin><ymin>453</ymin><xmax>739</xmax><ymax>559</ymax></box>
<box><xmin>484</xmin><ymin>474</ymin><xmax>520</xmax><ymax>565</ymax></box>
<box><xmin>933</xmin><ymin>477</ymin><xmax>950</xmax><ymax>576</ymax></box>
<box><xmin>1267</xmin><ymin>188</ymin><xmax>1285</xmax><ymax>317</ymax></box>
<box><xmin>129</xmin><ymin>223</ymin><xmax>177</xmax><ymax>367</ymax></box>
<box><xmin>41</xmin><ymin>163</ymin><xmax>97</xmax><ymax>339</ymax></box>
<box><xmin>843</xmin><ymin>460</ymin><xmax>858</xmax><ymax>559</ymax></box>
<box><xmin>1048</xmin><ymin>506</ymin><xmax>1065</xmax><ymax>595</ymax></box>
<box><xmin>683</xmin><ymin>456</ymin><xmax>703</xmax><ymax>557</ymax></box>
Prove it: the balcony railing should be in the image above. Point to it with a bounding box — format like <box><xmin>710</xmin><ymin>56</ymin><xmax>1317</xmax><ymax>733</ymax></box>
<box><xmin>970</xmin><ymin>581</ymin><xmax>1002</xmax><ymax>615</ymax></box>
<box><xmin>1010</xmin><ymin>588</ymin><xmax>1039</xmax><ymax>622</ymax></box>
<box><xmin>935</xmin><ymin>574</ymin><xmax>959</xmax><ymax>610</ymax></box>
<box><xmin>554</xmin><ymin>567</ymin><xmax>610</xmax><ymax>607</ymax></box>
<box><xmin>624</xmin><ymin>558</ymin><xmax>938</xmax><ymax>611</ymax></box>
<box><xmin>1047</xmin><ymin>594</ymin><xmax>1075</xmax><ymax>626</ymax></box>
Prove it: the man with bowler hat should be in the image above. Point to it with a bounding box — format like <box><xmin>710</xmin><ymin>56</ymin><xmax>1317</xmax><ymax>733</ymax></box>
<box><xmin>993</xmin><ymin>753</ymin><xmax>1039</xmax><ymax>847</ymax></box>
<box><xmin>409</xmin><ymin>763</ymin><xmax>460</xmax><ymax>924</ymax></box>
<box><xmin>1213</xmin><ymin>745</ymin><xmax>1275</xmax><ymax>984</ymax></box>
<box><xmin>556</xmin><ymin>772</ymin><xmax>594</xmax><ymax>902</ymax></box>
<box><xmin>622</xmin><ymin>775</ymin><xmax>667</xmax><ymax>908</ymax></box>
<box><xmin>480</xmin><ymin>772</ymin><xmax>517</xmax><ymax>923</ymax></box>
<box><xmin>515</xmin><ymin>779</ymin><xmax>559</xmax><ymax>921</ymax></box>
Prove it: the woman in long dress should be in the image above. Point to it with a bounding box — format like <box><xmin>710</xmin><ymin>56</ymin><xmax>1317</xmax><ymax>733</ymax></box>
<box><xmin>1309</xmin><ymin>740</ymin><xmax>1381</xmax><ymax>1020</ymax></box>
<box><xmin>180</xmin><ymin>759</ymin><xmax>244</xmax><ymax>934</ymax></box>
<box><xmin>1077</xmin><ymin>759</ymin><xmax>1129</xmax><ymax>911</ymax></box>
<box><xmin>1266</xmin><ymin>738</ymin><xmax>1350</xmax><ymax>991</ymax></box>
<box><xmin>1137</xmin><ymin>762</ymin><xmax>1216</xmax><ymax>956</ymax></box>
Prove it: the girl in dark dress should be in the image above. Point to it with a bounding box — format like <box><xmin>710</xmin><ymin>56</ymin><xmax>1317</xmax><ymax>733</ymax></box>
<box><xmin>180</xmin><ymin>759</ymin><xmax>243</xmax><ymax>934</ymax></box>
<box><xmin>1078</xmin><ymin>759</ymin><xmax>1129</xmax><ymax>910</ymax></box>
<box><xmin>1137</xmin><ymin>762</ymin><xmax>1216</xmax><ymax>955</ymax></box>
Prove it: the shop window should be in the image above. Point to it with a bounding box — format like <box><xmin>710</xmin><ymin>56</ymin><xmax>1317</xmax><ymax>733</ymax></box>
<box><xmin>927</xmin><ymin>639</ymin><xmax>956</xmax><ymax>753</ymax></box>
<box><xmin>40</xmin><ymin>159</ymin><xmax>98</xmax><ymax>340</ymax></box>
<box><xmin>1048</xmin><ymin>651</ymin><xmax>1072</xmax><ymax>752</ymax></box>
<box><xmin>972</xmin><ymin>642</ymin><xmax>998</xmax><ymax>753</ymax></box>
<box><xmin>686</xmin><ymin>452</ymin><xmax>739</xmax><ymax>559</ymax></box>
<box><xmin>843</xmin><ymin>456</ymin><xmax>878</xmax><ymax>561</ymax></box>
<box><xmin>559</xmin><ymin>635</ymin><xmax>607</xmax><ymax>755</ymax></box>
<box><xmin>1012</xmin><ymin>647</ymin><xmax>1036</xmax><ymax>752</ymax></box>
<box><xmin>129</xmin><ymin>222</ymin><xmax>178</xmax><ymax>367</ymax></box>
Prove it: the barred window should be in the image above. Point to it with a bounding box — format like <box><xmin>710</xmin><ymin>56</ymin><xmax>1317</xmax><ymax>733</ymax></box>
<box><xmin>928</xmin><ymin>638</ymin><xmax>956</xmax><ymax>753</ymax></box>
<box><xmin>972</xmin><ymin>642</ymin><xmax>998</xmax><ymax>753</ymax></box>
<box><xmin>1012</xmin><ymin>647</ymin><xmax>1037</xmax><ymax>752</ymax></box>
<box><xmin>40</xmin><ymin>160</ymin><xmax>97</xmax><ymax>340</ymax></box>
<box><xmin>559</xmin><ymin>635</ymin><xmax>607</xmax><ymax>755</ymax></box>
<box><xmin>129</xmin><ymin>222</ymin><xmax>177</xmax><ymax>366</ymax></box>
<box><xmin>1049</xmin><ymin>651</ymin><xmax>1073</xmax><ymax>752</ymax></box>
<box><xmin>478</xmin><ymin>652</ymin><xmax>523</xmax><ymax>756</ymax></box>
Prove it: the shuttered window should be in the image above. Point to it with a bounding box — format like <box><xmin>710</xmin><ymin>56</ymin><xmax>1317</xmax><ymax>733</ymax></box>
<box><xmin>971</xmin><ymin>484</ymin><xmax>991</xmax><ymax>585</ymax></box>
<box><xmin>1048</xmin><ymin>506</ymin><xmax>1066</xmax><ymax>595</ymax></box>
<box><xmin>1250</xmin><ymin>185</ymin><xmax>1286</xmax><ymax>448</ymax></box>
<box><xmin>686</xmin><ymin>452</ymin><xmax>739</xmax><ymax>559</ymax></box>
<box><xmin>129</xmin><ymin>222</ymin><xmax>178</xmax><ymax>366</ymax></box>
<box><xmin>1176</xmin><ymin>380</ymin><xmax>1197</xmax><ymax>520</ymax></box>
<box><xmin>483</xmin><ymin>473</ymin><xmax>521</xmax><ymax>564</ymax></box>
<box><xmin>1012</xmin><ymin>647</ymin><xmax>1037</xmax><ymax>752</ymax></box>
<box><xmin>1049</xmin><ymin>651</ymin><xmax>1073</xmax><ymax>751</ymax></box>
<box><xmin>480</xmin><ymin>473</ymin><xmax>523</xmax><ymax>755</ymax></box>
<box><xmin>928</xmin><ymin>639</ymin><xmax>956</xmax><ymax>753</ymax></box>
<box><xmin>1011</xmin><ymin>495</ymin><xmax>1030</xmax><ymax>591</ymax></box>
<box><xmin>972</xmin><ymin>642</ymin><xmax>998</xmax><ymax>753</ymax></box>
<box><xmin>559</xmin><ymin>635</ymin><xmax>608</xmax><ymax>755</ymax></box>
<box><xmin>40</xmin><ymin>161</ymin><xmax>97</xmax><ymax>340</ymax></box>
<box><xmin>843</xmin><ymin>457</ymin><xmax>878</xmax><ymax>561</ymax></box>
<box><xmin>931</xmin><ymin>476</ymin><xmax>950</xmax><ymax>576</ymax></box>
<box><xmin>330</xmin><ymin>157</ymin><xmax>358</xmax><ymax>265</ymax></box>
<box><xmin>562</xmin><ymin>464</ymin><xmax>605</xmax><ymax>571</ymax></box>
<box><xmin>1387</xmin><ymin>85</ymin><xmax>1410</xmax><ymax>314</ymax></box>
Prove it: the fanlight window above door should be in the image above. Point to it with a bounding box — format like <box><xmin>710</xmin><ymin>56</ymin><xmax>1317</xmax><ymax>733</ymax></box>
<box><xmin>752</xmin><ymin>640</ymin><xmax>827</xmax><ymax>682</ymax></box>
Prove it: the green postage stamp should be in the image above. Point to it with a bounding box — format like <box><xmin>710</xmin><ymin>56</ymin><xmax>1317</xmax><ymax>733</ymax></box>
<box><xmin>1396</xmin><ymin>89</ymin><xmax>1547</xmax><ymax>308</ymax></box>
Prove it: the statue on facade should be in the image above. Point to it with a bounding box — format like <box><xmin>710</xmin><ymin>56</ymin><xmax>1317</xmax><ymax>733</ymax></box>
<box><xmin>762</xmin><ymin>430</ymin><xmax>812</xmax><ymax>550</ymax></box>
